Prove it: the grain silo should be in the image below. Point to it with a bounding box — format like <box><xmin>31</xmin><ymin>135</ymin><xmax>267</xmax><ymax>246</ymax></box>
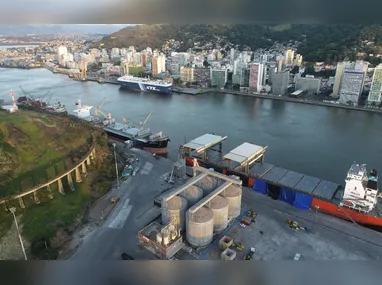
<box><xmin>208</xmin><ymin>195</ymin><xmax>229</xmax><ymax>232</ymax></box>
<box><xmin>179</xmin><ymin>185</ymin><xmax>204</xmax><ymax>207</ymax></box>
<box><xmin>198</xmin><ymin>175</ymin><xmax>217</xmax><ymax>196</ymax></box>
<box><xmin>186</xmin><ymin>207</ymin><xmax>214</xmax><ymax>247</ymax></box>
<box><xmin>162</xmin><ymin>196</ymin><xmax>188</xmax><ymax>230</ymax></box>
<box><xmin>221</xmin><ymin>185</ymin><xmax>242</xmax><ymax>219</ymax></box>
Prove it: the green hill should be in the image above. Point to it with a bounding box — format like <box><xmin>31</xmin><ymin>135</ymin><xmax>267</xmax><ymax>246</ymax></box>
<box><xmin>98</xmin><ymin>24</ymin><xmax>382</xmax><ymax>64</ymax></box>
<box><xmin>0</xmin><ymin>110</ymin><xmax>93</xmax><ymax>199</ymax></box>
<box><xmin>0</xmin><ymin>109</ymin><xmax>116</xmax><ymax>259</ymax></box>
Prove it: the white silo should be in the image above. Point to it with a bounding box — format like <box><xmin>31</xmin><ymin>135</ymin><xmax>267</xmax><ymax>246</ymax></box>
<box><xmin>186</xmin><ymin>207</ymin><xmax>214</xmax><ymax>248</ymax></box>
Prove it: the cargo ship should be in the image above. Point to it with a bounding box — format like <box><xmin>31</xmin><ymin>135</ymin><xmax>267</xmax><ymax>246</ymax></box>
<box><xmin>180</xmin><ymin>134</ymin><xmax>382</xmax><ymax>228</ymax></box>
<box><xmin>117</xmin><ymin>75</ymin><xmax>172</xmax><ymax>94</ymax></box>
<box><xmin>102</xmin><ymin>114</ymin><xmax>170</xmax><ymax>154</ymax></box>
<box><xmin>71</xmin><ymin>100</ymin><xmax>170</xmax><ymax>154</ymax></box>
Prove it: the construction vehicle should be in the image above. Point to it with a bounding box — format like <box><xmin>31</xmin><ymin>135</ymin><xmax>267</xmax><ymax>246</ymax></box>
<box><xmin>244</xmin><ymin>247</ymin><xmax>256</xmax><ymax>260</ymax></box>
<box><xmin>285</xmin><ymin>219</ymin><xmax>311</xmax><ymax>233</ymax></box>
<box><xmin>247</xmin><ymin>209</ymin><xmax>258</xmax><ymax>220</ymax></box>
<box><xmin>231</xmin><ymin>240</ymin><xmax>244</xmax><ymax>251</ymax></box>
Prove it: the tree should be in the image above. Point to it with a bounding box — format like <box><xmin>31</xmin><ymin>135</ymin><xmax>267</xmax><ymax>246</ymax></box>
<box><xmin>291</xmin><ymin>66</ymin><xmax>300</xmax><ymax>74</ymax></box>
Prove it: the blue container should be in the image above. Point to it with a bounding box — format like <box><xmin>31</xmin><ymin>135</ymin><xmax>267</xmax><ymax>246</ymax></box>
<box><xmin>279</xmin><ymin>187</ymin><xmax>296</xmax><ymax>205</ymax></box>
<box><xmin>293</xmin><ymin>192</ymin><xmax>313</xmax><ymax>210</ymax></box>
<box><xmin>253</xmin><ymin>179</ymin><xmax>267</xmax><ymax>194</ymax></box>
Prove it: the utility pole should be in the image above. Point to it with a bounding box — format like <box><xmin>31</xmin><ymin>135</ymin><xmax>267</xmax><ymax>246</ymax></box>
<box><xmin>10</xmin><ymin>207</ymin><xmax>27</xmax><ymax>260</ymax></box>
<box><xmin>112</xmin><ymin>142</ymin><xmax>119</xmax><ymax>189</ymax></box>
<box><xmin>312</xmin><ymin>205</ymin><xmax>319</xmax><ymax>233</ymax></box>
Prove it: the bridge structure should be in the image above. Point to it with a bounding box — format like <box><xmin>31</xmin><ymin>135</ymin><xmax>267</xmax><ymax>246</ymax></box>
<box><xmin>0</xmin><ymin>145</ymin><xmax>97</xmax><ymax>211</ymax></box>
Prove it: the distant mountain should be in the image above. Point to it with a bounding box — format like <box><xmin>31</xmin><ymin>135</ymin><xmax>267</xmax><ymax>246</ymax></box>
<box><xmin>98</xmin><ymin>24</ymin><xmax>382</xmax><ymax>64</ymax></box>
<box><xmin>0</xmin><ymin>25</ymin><xmax>133</xmax><ymax>36</ymax></box>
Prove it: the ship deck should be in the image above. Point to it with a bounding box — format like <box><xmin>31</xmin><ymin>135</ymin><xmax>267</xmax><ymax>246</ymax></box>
<box><xmin>250</xmin><ymin>162</ymin><xmax>341</xmax><ymax>200</ymax></box>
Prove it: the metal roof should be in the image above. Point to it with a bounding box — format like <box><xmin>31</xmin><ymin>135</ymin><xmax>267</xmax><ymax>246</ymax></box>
<box><xmin>223</xmin><ymin>142</ymin><xmax>265</xmax><ymax>164</ymax></box>
<box><xmin>183</xmin><ymin>134</ymin><xmax>225</xmax><ymax>151</ymax></box>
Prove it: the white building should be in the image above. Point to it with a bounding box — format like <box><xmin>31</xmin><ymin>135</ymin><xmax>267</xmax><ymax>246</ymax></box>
<box><xmin>338</xmin><ymin>61</ymin><xmax>368</xmax><ymax>106</ymax></box>
<box><xmin>111</xmin><ymin>48</ymin><xmax>120</xmax><ymax>59</ymax></box>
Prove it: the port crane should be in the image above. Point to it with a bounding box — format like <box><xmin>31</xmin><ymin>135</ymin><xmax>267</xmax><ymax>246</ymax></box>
<box><xmin>140</xmin><ymin>111</ymin><xmax>153</xmax><ymax>130</ymax></box>
<box><xmin>94</xmin><ymin>97</ymin><xmax>107</xmax><ymax>121</ymax></box>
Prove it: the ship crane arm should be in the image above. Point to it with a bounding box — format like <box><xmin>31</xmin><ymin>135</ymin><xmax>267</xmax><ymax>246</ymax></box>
<box><xmin>140</xmin><ymin>111</ymin><xmax>153</xmax><ymax>129</ymax></box>
<box><xmin>94</xmin><ymin>97</ymin><xmax>106</xmax><ymax>119</ymax></box>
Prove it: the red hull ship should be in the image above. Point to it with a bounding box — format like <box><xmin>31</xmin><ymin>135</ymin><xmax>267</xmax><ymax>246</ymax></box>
<box><xmin>310</xmin><ymin>165</ymin><xmax>381</xmax><ymax>227</ymax></box>
<box><xmin>183</xmin><ymin>154</ymin><xmax>382</xmax><ymax>228</ymax></box>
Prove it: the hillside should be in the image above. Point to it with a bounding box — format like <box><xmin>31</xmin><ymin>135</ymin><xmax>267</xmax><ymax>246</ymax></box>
<box><xmin>0</xmin><ymin>109</ymin><xmax>117</xmax><ymax>259</ymax></box>
<box><xmin>0</xmin><ymin>110</ymin><xmax>94</xmax><ymax>199</ymax></box>
<box><xmin>99</xmin><ymin>24</ymin><xmax>382</xmax><ymax>64</ymax></box>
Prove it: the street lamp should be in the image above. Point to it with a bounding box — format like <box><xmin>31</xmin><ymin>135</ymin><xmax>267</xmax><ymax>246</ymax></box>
<box><xmin>112</xmin><ymin>142</ymin><xmax>119</xmax><ymax>189</ymax></box>
<box><xmin>9</xmin><ymin>207</ymin><xmax>27</xmax><ymax>260</ymax></box>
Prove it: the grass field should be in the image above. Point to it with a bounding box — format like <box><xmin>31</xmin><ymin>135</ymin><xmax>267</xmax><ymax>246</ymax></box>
<box><xmin>21</xmin><ymin>180</ymin><xmax>93</xmax><ymax>240</ymax></box>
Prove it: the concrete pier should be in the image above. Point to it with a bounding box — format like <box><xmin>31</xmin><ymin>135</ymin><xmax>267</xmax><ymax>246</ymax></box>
<box><xmin>75</xmin><ymin>167</ymin><xmax>82</xmax><ymax>183</ymax></box>
<box><xmin>58</xmin><ymin>178</ymin><xmax>65</xmax><ymax>195</ymax></box>
<box><xmin>67</xmin><ymin>173</ymin><xmax>75</xmax><ymax>191</ymax></box>
<box><xmin>81</xmin><ymin>162</ymin><xmax>87</xmax><ymax>177</ymax></box>
<box><xmin>33</xmin><ymin>191</ymin><xmax>40</xmax><ymax>204</ymax></box>
<box><xmin>47</xmin><ymin>184</ymin><xmax>54</xmax><ymax>199</ymax></box>
<box><xmin>19</xmin><ymin>197</ymin><xmax>25</xmax><ymax>209</ymax></box>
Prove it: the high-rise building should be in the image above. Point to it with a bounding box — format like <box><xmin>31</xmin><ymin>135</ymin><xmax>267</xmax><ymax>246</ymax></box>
<box><xmin>338</xmin><ymin>61</ymin><xmax>368</xmax><ymax>106</ymax></box>
<box><xmin>293</xmin><ymin>54</ymin><xmax>303</xmax><ymax>66</ymax></box>
<box><xmin>120</xmin><ymin>60</ymin><xmax>129</xmax><ymax>75</ymax></box>
<box><xmin>249</xmin><ymin>63</ymin><xmax>264</xmax><ymax>92</ymax></box>
<box><xmin>332</xmin><ymin>62</ymin><xmax>344</xmax><ymax>97</ymax></box>
<box><xmin>180</xmin><ymin>67</ymin><xmax>194</xmax><ymax>82</ymax></box>
<box><xmin>57</xmin><ymin>46</ymin><xmax>68</xmax><ymax>66</ymax></box>
<box><xmin>194</xmin><ymin>67</ymin><xmax>210</xmax><ymax>86</ymax></box>
<box><xmin>367</xmin><ymin>64</ymin><xmax>382</xmax><ymax>106</ymax></box>
<box><xmin>285</xmin><ymin>49</ymin><xmax>295</xmax><ymax>65</ymax></box>
<box><xmin>230</xmin><ymin>48</ymin><xmax>236</xmax><ymax>65</ymax></box>
<box><xmin>152</xmin><ymin>56</ymin><xmax>159</xmax><ymax>76</ymax></box>
<box><xmin>295</xmin><ymin>77</ymin><xmax>321</xmax><ymax>95</ymax></box>
<box><xmin>111</xmin><ymin>48</ymin><xmax>120</xmax><ymax>59</ymax></box>
<box><xmin>211</xmin><ymin>68</ymin><xmax>227</xmax><ymax>89</ymax></box>
<box><xmin>272</xmin><ymin>71</ymin><xmax>290</xmax><ymax>95</ymax></box>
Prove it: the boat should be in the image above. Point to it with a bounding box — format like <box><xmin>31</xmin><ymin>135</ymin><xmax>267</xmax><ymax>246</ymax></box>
<box><xmin>102</xmin><ymin>113</ymin><xmax>170</xmax><ymax>154</ymax></box>
<box><xmin>310</xmin><ymin>164</ymin><xmax>382</xmax><ymax>227</ymax></box>
<box><xmin>116</xmin><ymin>75</ymin><xmax>172</xmax><ymax>94</ymax></box>
<box><xmin>98</xmin><ymin>77</ymin><xmax>104</xmax><ymax>84</ymax></box>
<box><xmin>180</xmin><ymin>135</ymin><xmax>382</xmax><ymax>228</ymax></box>
<box><xmin>68</xmin><ymin>73</ymin><xmax>74</xmax><ymax>78</ymax></box>
<box><xmin>72</xmin><ymin>99</ymin><xmax>94</xmax><ymax>121</ymax></box>
<box><xmin>45</xmin><ymin>101</ymin><xmax>67</xmax><ymax>113</ymax></box>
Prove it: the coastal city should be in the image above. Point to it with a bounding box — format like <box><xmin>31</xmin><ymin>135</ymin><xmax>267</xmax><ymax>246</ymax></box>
<box><xmin>1</xmin><ymin>24</ymin><xmax>382</xmax><ymax>263</ymax></box>
<box><xmin>1</xmin><ymin>32</ymin><xmax>382</xmax><ymax>109</ymax></box>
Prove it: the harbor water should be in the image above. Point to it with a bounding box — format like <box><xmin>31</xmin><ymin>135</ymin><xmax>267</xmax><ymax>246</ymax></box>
<box><xmin>1</xmin><ymin>67</ymin><xmax>382</xmax><ymax>184</ymax></box>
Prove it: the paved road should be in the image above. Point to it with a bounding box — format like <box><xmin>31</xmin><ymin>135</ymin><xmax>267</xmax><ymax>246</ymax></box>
<box><xmin>70</xmin><ymin>148</ymin><xmax>175</xmax><ymax>260</ymax></box>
